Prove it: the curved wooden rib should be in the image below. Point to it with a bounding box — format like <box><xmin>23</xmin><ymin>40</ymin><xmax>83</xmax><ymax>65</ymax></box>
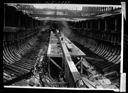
<box><xmin>3</xmin><ymin>36</ymin><xmax>37</xmax><ymax>64</ymax></box>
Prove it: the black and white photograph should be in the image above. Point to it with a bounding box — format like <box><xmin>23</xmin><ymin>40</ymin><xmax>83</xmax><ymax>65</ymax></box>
<box><xmin>2</xmin><ymin>1</ymin><xmax>126</xmax><ymax>92</ymax></box>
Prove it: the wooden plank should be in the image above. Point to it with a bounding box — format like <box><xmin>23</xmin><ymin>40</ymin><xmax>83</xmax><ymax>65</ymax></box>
<box><xmin>82</xmin><ymin>77</ymin><xmax>95</xmax><ymax>88</ymax></box>
<box><xmin>47</xmin><ymin>44</ymin><xmax>51</xmax><ymax>56</ymax></box>
<box><xmin>76</xmin><ymin>59</ymin><xmax>82</xmax><ymax>66</ymax></box>
<box><xmin>85</xmin><ymin>56</ymin><xmax>104</xmax><ymax>61</ymax></box>
<box><xmin>58</xmin><ymin>35</ymin><xmax>82</xmax><ymax>83</ymax></box>
<box><xmin>82</xmin><ymin>58</ymin><xmax>91</xmax><ymax>68</ymax></box>
<box><xmin>49</xmin><ymin>58</ymin><xmax>63</xmax><ymax>70</ymax></box>
<box><xmin>47</xmin><ymin>31</ymin><xmax>86</xmax><ymax>57</ymax></box>
<box><xmin>30</xmin><ymin>13</ymin><xmax>100</xmax><ymax>19</ymax></box>
<box><xmin>48</xmin><ymin>44</ymin><xmax>63</xmax><ymax>57</ymax></box>
<box><xmin>10</xmin><ymin>64</ymin><xmax>30</xmax><ymax>72</ymax></box>
<box><xmin>62</xmin><ymin>35</ymin><xmax>85</xmax><ymax>56</ymax></box>
<box><xmin>80</xmin><ymin>62</ymin><xmax>83</xmax><ymax>74</ymax></box>
<box><xmin>47</xmin><ymin>32</ymin><xmax>63</xmax><ymax>57</ymax></box>
<box><xmin>48</xmin><ymin>82</ymin><xmax>68</xmax><ymax>85</ymax></box>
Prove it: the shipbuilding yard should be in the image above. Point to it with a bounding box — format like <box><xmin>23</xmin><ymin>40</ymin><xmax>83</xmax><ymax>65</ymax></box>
<box><xmin>3</xmin><ymin>2</ymin><xmax>126</xmax><ymax>92</ymax></box>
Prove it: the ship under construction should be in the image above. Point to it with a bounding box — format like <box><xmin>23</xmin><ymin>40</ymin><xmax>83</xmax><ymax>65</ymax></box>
<box><xmin>3</xmin><ymin>2</ymin><xmax>126</xmax><ymax>92</ymax></box>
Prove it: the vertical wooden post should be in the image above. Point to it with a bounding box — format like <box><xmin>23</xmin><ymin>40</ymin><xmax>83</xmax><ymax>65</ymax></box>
<box><xmin>4</xmin><ymin>6</ymin><xmax>5</xmax><ymax>27</ymax></box>
<box><xmin>90</xmin><ymin>21</ymin><xmax>92</xmax><ymax>30</ymax></box>
<box><xmin>115</xmin><ymin>17</ymin><xmax>117</xmax><ymax>32</ymax></box>
<box><xmin>105</xmin><ymin>19</ymin><xmax>107</xmax><ymax>31</ymax></box>
<box><xmin>120</xmin><ymin>2</ymin><xmax>126</xmax><ymax>92</ymax></box>
<box><xmin>62</xmin><ymin>57</ymin><xmax>65</xmax><ymax>70</ymax></box>
<box><xmin>98</xmin><ymin>20</ymin><xmax>100</xmax><ymax>31</ymax></box>
<box><xmin>82</xmin><ymin>22</ymin><xmax>83</xmax><ymax>29</ymax></box>
<box><xmin>80</xmin><ymin>57</ymin><xmax>83</xmax><ymax>74</ymax></box>
<box><xmin>18</xmin><ymin>14</ymin><xmax>21</xmax><ymax>27</ymax></box>
<box><xmin>86</xmin><ymin>21</ymin><xmax>88</xmax><ymax>29</ymax></box>
<box><xmin>88</xmin><ymin>21</ymin><xmax>90</xmax><ymax>29</ymax></box>
<box><xmin>31</xmin><ymin>19</ymin><xmax>33</xmax><ymax>28</ymax></box>
<box><xmin>48</xmin><ymin>57</ymin><xmax>51</xmax><ymax>76</ymax></box>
